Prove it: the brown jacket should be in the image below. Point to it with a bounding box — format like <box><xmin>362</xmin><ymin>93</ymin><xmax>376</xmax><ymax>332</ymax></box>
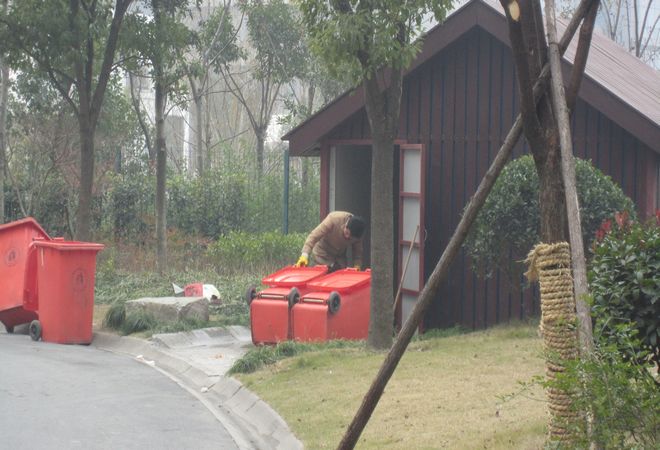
<box><xmin>302</xmin><ymin>211</ymin><xmax>363</xmax><ymax>267</ymax></box>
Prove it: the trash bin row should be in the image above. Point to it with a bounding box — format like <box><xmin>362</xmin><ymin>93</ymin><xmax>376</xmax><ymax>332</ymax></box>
<box><xmin>248</xmin><ymin>265</ymin><xmax>371</xmax><ymax>344</ymax></box>
<box><xmin>0</xmin><ymin>217</ymin><xmax>103</xmax><ymax>344</ymax></box>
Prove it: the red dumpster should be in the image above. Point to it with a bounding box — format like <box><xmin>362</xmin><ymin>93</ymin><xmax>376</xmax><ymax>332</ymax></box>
<box><xmin>0</xmin><ymin>218</ymin><xmax>50</xmax><ymax>333</ymax></box>
<box><xmin>23</xmin><ymin>240</ymin><xmax>104</xmax><ymax>344</ymax></box>
<box><xmin>292</xmin><ymin>269</ymin><xmax>371</xmax><ymax>342</ymax></box>
<box><xmin>248</xmin><ymin>265</ymin><xmax>328</xmax><ymax>345</ymax></box>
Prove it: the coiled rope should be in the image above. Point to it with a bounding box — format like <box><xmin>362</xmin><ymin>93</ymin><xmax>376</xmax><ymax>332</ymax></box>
<box><xmin>525</xmin><ymin>242</ymin><xmax>578</xmax><ymax>441</ymax></box>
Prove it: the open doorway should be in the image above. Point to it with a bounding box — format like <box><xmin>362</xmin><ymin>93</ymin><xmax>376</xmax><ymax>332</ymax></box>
<box><xmin>329</xmin><ymin>144</ymin><xmax>372</xmax><ymax>268</ymax></box>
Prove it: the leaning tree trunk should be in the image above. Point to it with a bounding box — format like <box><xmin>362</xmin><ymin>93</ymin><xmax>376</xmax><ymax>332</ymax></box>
<box><xmin>154</xmin><ymin>79</ymin><xmax>167</xmax><ymax>273</ymax></box>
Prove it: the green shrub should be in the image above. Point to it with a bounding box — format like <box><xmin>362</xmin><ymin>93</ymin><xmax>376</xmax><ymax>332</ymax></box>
<box><xmin>168</xmin><ymin>169</ymin><xmax>248</xmax><ymax>239</ymax></box>
<box><xmin>546</xmin><ymin>321</ymin><xmax>659</xmax><ymax>448</ymax></box>
<box><xmin>104</xmin><ymin>171</ymin><xmax>155</xmax><ymax>240</ymax></box>
<box><xmin>589</xmin><ymin>212</ymin><xmax>660</xmax><ymax>369</ymax></box>
<box><xmin>466</xmin><ymin>155</ymin><xmax>635</xmax><ymax>277</ymax></box>
<box><xmin>206</xmin><ymin>230</ymin><xmax>306</xmax><ymax>274</ymax></box>
<box><xmin>541</xmin><ymin>212</ymin><xmax>660</xmax><ymax>447</ymax></box>
<box><xmin>103</xmin><ymin>302</ymin><xmax>127</xmax><ymax>329</ymax></box>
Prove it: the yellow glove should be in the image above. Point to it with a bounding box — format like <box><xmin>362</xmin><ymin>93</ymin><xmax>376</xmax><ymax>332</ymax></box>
<box><xmin>295</xmin><ymin>255</ymin><xmax>308</xmax><ymax>267</ymax></box>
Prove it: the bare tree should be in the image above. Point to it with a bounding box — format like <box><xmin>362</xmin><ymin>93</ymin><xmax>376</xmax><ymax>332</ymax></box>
<box><xmin>561</xmin><ymin>0</ymin><xmax>660</xmax><ymax>66</ymax></box>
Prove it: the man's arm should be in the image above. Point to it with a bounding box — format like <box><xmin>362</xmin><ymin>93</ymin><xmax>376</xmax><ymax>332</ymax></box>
<box><xmin>352</xmin><ymin>240</ymin><xmax>363</xmax><ymax>268</ymax></box>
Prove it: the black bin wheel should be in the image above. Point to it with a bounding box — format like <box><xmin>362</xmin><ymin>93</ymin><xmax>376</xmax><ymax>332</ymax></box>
<box><xmin>5</xmin><ymin>324</ymin><xmax>14</xmax><ymax>334</ymax></box>
<box><xmin>245</xmin><ymin>286</ymin><xmax>257</xmax><ymax>305</ymax></box>
<box><xmin>29</xmin><ymin>320</ymin><xmax>42</xmax><ymax>341</ymax></box>
<box><xmin>327</xmin><ymin>291</ymin><xmax>341</xmax><ymax>314</ymax></box>
<box><xmin>287</xmin><ymin>287</ymin><xmax>300</xmax><ymax>308</ymax></box>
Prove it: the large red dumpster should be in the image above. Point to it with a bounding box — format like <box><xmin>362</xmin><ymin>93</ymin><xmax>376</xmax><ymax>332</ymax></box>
<box><xmin>23</xmin><ymin>240</ymin><xmax>104</xmax><ymax>344</ymax></box>
<box><xmin>292</xmin><ymin>269</ymin><xmax>371</xmax><ymax>342</ymax></box>
<box><xmin>0</xmin><ymin>218</ymin><xmax>50</xmax><ymax>332</ymax></box>
<box><xmin>248</xmin><ymin>265</ymin><xmax>328</xmax><ymax>345</ymax></box>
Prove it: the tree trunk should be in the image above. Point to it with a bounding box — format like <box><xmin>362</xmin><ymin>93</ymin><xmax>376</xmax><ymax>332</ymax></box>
<box><xmin>256</xmin><ymin>129</ymin><xmax>265</xmax><ymax>175</ymax></box>
<box><xmin>0</xmin><ymin>50</ymin><xmax>8</xmax><ymax>224</ymax></box>
<box><xmin>368</xmin><ymin>132</ymin><xmax>395</xmax><ymax>350</ymax></box>
<box><xmin>536</xmin><ymin>135</ymin><xmax>567</xmax><ymax>243</ymax></box>
<box><xmin>74</xmin><ymin>0</ymin><xmax>133</xmax><ymax>241</ymax></box>
<box><xmin>545</xmin><ymin>0</ymin><xmax>593</xmax><ymax>354</ymax></box>
<box><xmin>155</xmin><ymin>79</ymin><xmax>167</xmax><ymax>273</ymax></box>
<box><xmin>191</xmin><ymin>79</ymin><xmax>204</xmax><ymax>176</ymax></box>
<box><xmin>363</xmin><ymin>72</ymin><xmax>402</xmax><ymax>350</ymax></box>
<box><xmin>77</xmin><ymin>112</ymin><xmax>95</xmax><ymax>241</ymax></box>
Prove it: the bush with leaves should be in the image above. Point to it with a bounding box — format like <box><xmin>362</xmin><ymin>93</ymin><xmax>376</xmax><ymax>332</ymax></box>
<box><xmin>465</xmin><ymin>155</ymin><xmax>635</xmax><ymax>277</ymax></box>
<box><xmin>545</xmin><ymin>317</ymin><xmax>659</xmax><ymax>448</ymax></box>
<box><xmin>206</xmin><ymin>230</ymin><xmax>305</xmax><ymax>274</ymax></box>
<box><xmin>168</xmin><ymin>169</ymin><xmax>248</xmax><ymax>239</ymax></box>
<box><xmin>589</xmin><ymin>212</ymin><xmax>660</xmax><ymax>369</ymax></box>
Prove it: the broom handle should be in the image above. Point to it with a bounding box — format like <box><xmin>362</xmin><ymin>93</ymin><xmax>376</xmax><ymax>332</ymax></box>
<box><xmin>392</xmin><ymin>225</ymin><xmax>419</xmax><ymax>318</ymax></box>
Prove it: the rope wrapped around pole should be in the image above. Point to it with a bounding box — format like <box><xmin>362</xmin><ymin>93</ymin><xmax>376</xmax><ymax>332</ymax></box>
<box><xmin>525</xmin><ymin>242</ymin><xmax>579</xmax><ymax>442</ymax></box>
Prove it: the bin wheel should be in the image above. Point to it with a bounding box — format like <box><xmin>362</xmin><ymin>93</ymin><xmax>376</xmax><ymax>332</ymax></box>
<box><xmin>327</xmin><ymin>291</ymin><xmax>341</xmax><ymax>314</ymax></box>
<box><xmin>245</xmin><ymin>286</ymin><xmax>257</xmax><ymax>305</ymax></box>
<box><xmin>29</xmin><ymin>320</ymin><xmax>42</xmax><ymax>341</ymax></box>
<box><xmin>287</xmin><ymin>287</ymin><xmax>300</xmax><ymax>308</ymax></box>
<box><xmin>5</xmin><ymin>325</ymin><xmax>14</xmax><ymax>334</ymax></box>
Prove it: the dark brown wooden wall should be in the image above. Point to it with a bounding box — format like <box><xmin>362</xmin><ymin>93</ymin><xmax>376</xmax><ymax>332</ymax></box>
<box><xmin>326</xmin><ymin>27</ymin><xmax>660</xmax><ymax>330</ymax></box>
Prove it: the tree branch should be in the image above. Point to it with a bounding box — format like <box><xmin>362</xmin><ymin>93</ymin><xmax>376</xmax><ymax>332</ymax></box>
<box><xmin>565</xmin><ymin>0</ymin><xmax>599</xmax><ymax>111</ymax></box>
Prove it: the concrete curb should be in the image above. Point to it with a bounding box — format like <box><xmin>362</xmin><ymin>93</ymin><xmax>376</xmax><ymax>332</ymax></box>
<box><xmin>93</xmin><ymin>331</ymin><xmax>303</xmax><ymax>450</ymax></box>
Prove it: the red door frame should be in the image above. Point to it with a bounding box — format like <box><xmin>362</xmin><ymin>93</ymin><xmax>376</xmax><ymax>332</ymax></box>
<box><xmin>396</xmin><ymin>144</ymin><xmax>426</xmax><ymax>330</ymax></box>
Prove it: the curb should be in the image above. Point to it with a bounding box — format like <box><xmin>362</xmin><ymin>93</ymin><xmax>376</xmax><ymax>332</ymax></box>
<box><xmin>93</xmin><ymin>331</ymin><xmax>303</xmax><ymax>450</ymax></box>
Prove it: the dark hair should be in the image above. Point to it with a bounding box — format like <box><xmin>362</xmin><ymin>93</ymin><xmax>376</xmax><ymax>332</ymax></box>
<box><xmin>346</xmin><ymin>215</ymin><xmax>366</xmax><ymax>239</ymax></box>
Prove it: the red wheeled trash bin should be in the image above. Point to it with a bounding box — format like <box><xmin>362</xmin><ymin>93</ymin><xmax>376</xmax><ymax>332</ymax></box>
<box><xmin>23</xmin><ymin>240</ymin><xmax>104</xmax><ymax>344</ymax></box>
<box><xmin>292</xmin><ymin>269</ymin><xmax>371</xmax><ymax>342</ymax></box>
<box><xmin>248</xmin><ymin>265</ymin><xmax>328</xmax><ymax>345</ymax></box>
<box><xmin>0</xmin><ymin>218</ymin><xmax>50</xmax><ymax>333</ymax></box>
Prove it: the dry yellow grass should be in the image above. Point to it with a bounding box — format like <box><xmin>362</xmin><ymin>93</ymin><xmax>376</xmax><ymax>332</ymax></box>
<box><xmin>237</xmin><ymin>324</ymin><xmax>547</xmax><ymax>449</ymax></box>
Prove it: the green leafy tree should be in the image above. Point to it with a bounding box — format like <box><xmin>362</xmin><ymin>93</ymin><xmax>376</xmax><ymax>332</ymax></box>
<box><xmin>5</xmin><ymin>71</ymin><xmax>143</xmax><ymax>236</ymax></box>
<box><xmin>0</xmin><ymin>0</ymin><xmax>134</xmax><ymax>240</ymax></box>
<box><xmin>297</xmin><ymin>0</ymin><xmax>453</xmax><ymax>349</ymax></box>
<box><xmin>466</xmin><ymin>155</ymin><xmax>635</xmax><ymax>279</ymax></box>
<box><xmin>221</xmin><ymin>0</ymin><xmax>308</xmax><ymax>175</ymax></box>
<box><xmin>122</xmin><ymin>0</ymin><xmax>196</xmax><ymax>271</ymax></box>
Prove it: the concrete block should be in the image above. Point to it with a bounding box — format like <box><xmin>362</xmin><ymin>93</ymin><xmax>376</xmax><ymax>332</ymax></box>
<box><xmin>126</xmin><ymin>296</ymin><xmax>209</xmax><ymax>323</ymax></box>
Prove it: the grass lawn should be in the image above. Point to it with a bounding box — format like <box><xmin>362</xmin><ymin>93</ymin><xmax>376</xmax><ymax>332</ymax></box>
<box><xmin>236</xmin><ymin>323</ymin><xmax>548</xmax><ymax>449</ymax></box>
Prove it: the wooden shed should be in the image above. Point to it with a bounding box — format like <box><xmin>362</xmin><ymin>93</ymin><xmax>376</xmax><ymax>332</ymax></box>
<box><xmin>282</xmin><ymin>0</ymin><xmax>660</xmax><ymax>330</ymax></box>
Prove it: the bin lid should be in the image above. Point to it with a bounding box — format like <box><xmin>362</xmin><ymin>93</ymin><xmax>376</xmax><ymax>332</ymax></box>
<box><xmin>0</xmin><ymin>217</ymin><xmax>50</xmax><ymax>239</ymax></box>
<box><xmin>307</xmin><ymin>269</ymin><xmax>371</xmax><ymax>293</ymax></box>
<box><xmin>32</xmin><ymin>240</ymin><xmax>105</xmax><ymax>252</ymax></box>
<box><xmin>261</xmin><ymin>265</ymin><xmax>328</xmax><ymax>287</ymax></box>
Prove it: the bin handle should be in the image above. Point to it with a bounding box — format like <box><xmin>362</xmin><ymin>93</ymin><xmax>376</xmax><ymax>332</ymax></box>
<box><xmin>257</xmin><ymin>293</ymin><xmax>287</xmax><ymax>300</ymax></box>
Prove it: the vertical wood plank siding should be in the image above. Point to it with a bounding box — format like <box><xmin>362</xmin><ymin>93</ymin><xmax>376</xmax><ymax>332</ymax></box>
<box><xmin>325</xmin><ymin>27</ymin><xmax>658</xmax><ymax>329</ymax></box>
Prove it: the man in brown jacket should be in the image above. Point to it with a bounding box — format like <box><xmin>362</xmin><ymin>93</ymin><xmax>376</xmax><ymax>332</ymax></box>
<box><xmin>295</xmin><ymin>211</ymin><xmax>365</xmax><ymax>270</ymax></box>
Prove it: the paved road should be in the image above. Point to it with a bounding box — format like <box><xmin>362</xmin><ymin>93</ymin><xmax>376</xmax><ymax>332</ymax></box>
<box><xmin>0</xmin><ymin>330</ymin><xmax>239</xmax><ymax>450</ymax></box>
